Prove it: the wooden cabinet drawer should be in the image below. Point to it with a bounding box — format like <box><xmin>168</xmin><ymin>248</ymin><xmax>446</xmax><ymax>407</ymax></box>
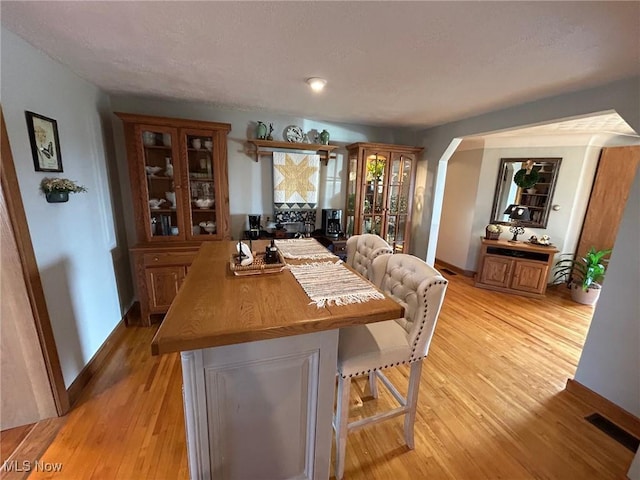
<box><xmin>143</xmin><ymin>251</ymin><xmax>197</xmax><ymax>266</ymax></box>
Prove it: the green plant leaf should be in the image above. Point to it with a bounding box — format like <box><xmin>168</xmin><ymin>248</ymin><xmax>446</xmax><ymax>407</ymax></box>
<box><xmin>553</xmin><ymin>247</ymin><xmax>611</xmax><ymax>291</ymax></box>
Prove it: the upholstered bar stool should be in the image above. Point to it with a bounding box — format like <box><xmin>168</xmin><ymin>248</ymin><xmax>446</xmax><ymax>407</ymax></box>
<box><xmin>333</xmin><ymin>254</ymin><xmax>448</xmax><ymax>479</ymax></box>
<box><xmin>345</xmin><ymin>234</ymin><xmax>393</xmax><ymax>281</ymax></box>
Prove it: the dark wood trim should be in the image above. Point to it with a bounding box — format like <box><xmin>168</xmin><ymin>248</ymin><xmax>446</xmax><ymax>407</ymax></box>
<box><xmin>566</xmin><ymin>378</ymin><xmax>640</xmax><ymax>440</ymax></box>
<box><xmin>435</xmin><ymin>258</ymin><xmax>475</xmax><ymax>277</ymax></box>
<box><xmin>114</xmin><ymin>111</ymin><xmax>231</xmax><ymax>132</ymax></box>
<box><xmin>0</xmin><ymin>108</ymin><xmax>70</xmax><ymax>415</ymax></box>
<box><xmin>67</xmin><ymin>314</ymin><xmax>130</xmax><ymax>407</ymax></box>
<box><xmin>345</xmin><ymin>142</ymin><xmax>424</xmax><ymax>154</ymax></box>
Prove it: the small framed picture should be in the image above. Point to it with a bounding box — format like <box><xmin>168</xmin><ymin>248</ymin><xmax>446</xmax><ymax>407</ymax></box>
<box><xmin>25</xmin><ymin>111</ymin><xmax>63</xmax><ymax>172</ymax></box>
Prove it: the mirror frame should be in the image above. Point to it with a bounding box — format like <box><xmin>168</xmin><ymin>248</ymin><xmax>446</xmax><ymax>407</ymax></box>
<box><xmin>490</xmin><ymin>157</ymin><xmax>562</xmax><ymax>228</ymax></box>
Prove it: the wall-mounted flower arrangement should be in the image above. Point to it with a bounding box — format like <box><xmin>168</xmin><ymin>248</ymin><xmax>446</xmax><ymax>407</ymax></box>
<box><xmin>40</xmin><ymin>177</ymin><xmax>87</xmax><ymax>203</ymax></box>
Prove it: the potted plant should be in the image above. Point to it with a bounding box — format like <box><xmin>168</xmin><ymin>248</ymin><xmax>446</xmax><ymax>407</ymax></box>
<box><xmin>40</xmin><ymin>177</ymin><xmax>87</xmax><ymax>203</ymax></box>
<box><xmin>553</xmin><ymin>247</ymin><xmax>611</xmax><ymax>305</ymax></box>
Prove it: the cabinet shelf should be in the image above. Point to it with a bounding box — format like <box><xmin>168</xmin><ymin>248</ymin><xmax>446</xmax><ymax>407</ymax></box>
<box><xmin>247</xmin><ymin>139</ymin><xmax>338</xmax><ymax>165</ymax></box>
<box><xmin>189</xmin><ymin>176</ymin><xmax>214</xmax><ymax>182</ymax></box>
<box><xmin>150</xmin><ymin>208</ymin><xmax>177</xmax><ymax>214</ymax></box>
<box><xmin>147</xmin><ymin>175</ymin><xmax>174</xmax><ymax>181</ymax></box>
<box><xmin>144</xmin><ymin>145</ymin><xmax>172</xmax><ymax>150</ymax></box>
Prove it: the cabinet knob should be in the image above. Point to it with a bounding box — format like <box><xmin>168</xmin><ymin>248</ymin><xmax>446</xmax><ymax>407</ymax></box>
<box><xmin>153</xmin><ymin>256</ymin><xmax>159</xmax><ymax>262</ymax></box>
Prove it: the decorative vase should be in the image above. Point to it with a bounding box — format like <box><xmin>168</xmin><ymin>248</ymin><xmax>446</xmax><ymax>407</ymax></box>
<box><xmin>164</xmin><ymin>157</ymin><xmax>173</xmax><ymax>178</ymax></box>
<box><xmin>162</xmin><ymin>133</ymin><xmax>172</xmax><ymax>147</ymax></box>
<box><xmin>256</xmin><ymin>121</ymin><xmax>267</xmax><ymax>140</ymax></box>
<box><xmin>319</xmin><ymin>129</ymin><xmax>330</xmax><ymax>145</ymax></box>
<box><xmin>46</xmin><ymin>191</ymin><xmax>69</xmax><ymax>203</ymax></box>
<box><xmin>165</xmin><ymin>191</ymin><xmax>176</xmax><ymax>209</ymax></box>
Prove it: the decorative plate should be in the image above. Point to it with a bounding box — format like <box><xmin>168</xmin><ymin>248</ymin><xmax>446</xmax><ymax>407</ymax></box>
<box><xmin>285</xmin><ymin>125</ymin><xmax>304</xmax><ymax>143</ymax></box>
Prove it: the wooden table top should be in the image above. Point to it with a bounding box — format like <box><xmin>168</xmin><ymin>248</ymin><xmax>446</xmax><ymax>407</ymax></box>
<box><xmin>151</xmin><ymin>240</ymin><xmax>404</xmax><ymax>355</ymax></box>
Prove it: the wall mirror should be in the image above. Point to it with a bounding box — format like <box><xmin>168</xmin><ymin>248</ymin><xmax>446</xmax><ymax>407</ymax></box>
<box><xmin>490</xmin><ymin>157</ymin><xmax>562</xmax><ymax>228</ymax></box>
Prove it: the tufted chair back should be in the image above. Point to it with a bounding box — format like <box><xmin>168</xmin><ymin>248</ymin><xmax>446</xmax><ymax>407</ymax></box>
<box><xmin>370</xmin><ymin>254</ymin><xmax>448</xmax><ymax>360</ymax></box>
<box><xmin>346</xmin><ymin>234</ymin><xmax>393</xmax><ymax>281</ymax></box>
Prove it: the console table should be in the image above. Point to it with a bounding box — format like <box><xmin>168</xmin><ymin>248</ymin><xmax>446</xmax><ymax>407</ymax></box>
<box><xmin>475</xmin><ymin>238</ymin><xmax>559</xmax><ymax>297</ymax></box>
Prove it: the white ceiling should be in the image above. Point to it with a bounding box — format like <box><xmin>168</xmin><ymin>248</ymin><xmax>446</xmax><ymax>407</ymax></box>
<box><xmin>481</xmin><ymin>112</ymin><xmax>639</xmax><ymax>137</ymax></box>
<box><xmin>2</xmin><ymin>1</ymin><xmax>639</xmax><ymax>129</ymax></box>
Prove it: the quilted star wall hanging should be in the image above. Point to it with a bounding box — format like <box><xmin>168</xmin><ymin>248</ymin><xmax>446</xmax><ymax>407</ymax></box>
<box><xmin>273</xmin><ymin>151</ymin><xmax>320</xmax><ymax>210</ymax></box>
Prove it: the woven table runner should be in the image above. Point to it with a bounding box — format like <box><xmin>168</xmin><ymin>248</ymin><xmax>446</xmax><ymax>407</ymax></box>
<box><xmin>288</xmin><ymin>262</ymin><xmax>385</xmax><ymax>308</ymax></box>
<box><xmin>275</xmin><ymin>238</ymin><xmax>337</xmax><ymax>260</ymax></box>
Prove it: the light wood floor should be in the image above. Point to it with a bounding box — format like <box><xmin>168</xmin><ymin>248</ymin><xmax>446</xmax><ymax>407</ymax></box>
<box><xmin>17</xmin><ymin>273</ymin><xmax>635</xmax><ymax>479</ymax></box>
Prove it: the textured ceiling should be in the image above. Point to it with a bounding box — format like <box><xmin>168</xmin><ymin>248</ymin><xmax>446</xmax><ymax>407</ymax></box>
<box><xmin>2</xmin><ymin>1</ymin><xmax>639</xmax><ymax>128</ymax></box>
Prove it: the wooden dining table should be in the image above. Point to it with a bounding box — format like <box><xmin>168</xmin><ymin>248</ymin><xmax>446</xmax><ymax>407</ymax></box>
<box><xmin>152</xmin><ymin>240</ymin><xmax>403</xmax><ymax>480</ymax></box>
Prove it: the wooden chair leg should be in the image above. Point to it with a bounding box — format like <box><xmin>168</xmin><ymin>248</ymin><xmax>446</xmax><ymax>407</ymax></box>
<box><xmin>335</xmin><ymin>375</ymin><xmax>351</xmax><ymax>480</ymax></box>
<box><xmin>403</xmin><ymin>361</ymin><xmax>423</xmax><ymax>449</ymax></box>
<box><xmin>368</xmin><ymin>371</ymin><xmax>378</xmax><ymax>399</ymax></box>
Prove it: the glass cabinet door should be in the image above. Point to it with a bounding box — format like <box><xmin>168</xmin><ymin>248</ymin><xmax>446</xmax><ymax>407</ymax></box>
<box><xmin>385</xmin><ymin>152</ymin><xmax>414</xmax><ymax>252</ymax></box>
<box><xmin>138</xmin><ymin>126</ymin><xmax>184</xmax><ymax>240</ymax></box>
<box><xmin>361</xmin><ymin>150</ymin><xmax>389</xmax><ymax>236</ymax></box>
<box><xmin>183</xmin><ymin>130</ymin><xmax>218</xmax><ymax>239</ymax></box>
<box><xmin>345</xmin><ymin>152</ymin><xmax>359</xmax><ymax>236</ymax></box>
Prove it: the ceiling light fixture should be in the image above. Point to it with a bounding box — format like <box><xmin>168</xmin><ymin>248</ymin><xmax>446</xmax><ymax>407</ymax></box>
<box><xmin>306</xmin><ymin>77</ymin><xmax>327</xmax><ymax>92</ymax></box>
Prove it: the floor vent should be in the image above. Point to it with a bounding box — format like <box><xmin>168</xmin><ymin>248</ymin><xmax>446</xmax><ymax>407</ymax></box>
<box><xmin>584</xmin><ymin>413</ymin><xmax>640</xmax><ymax>452</ymax></box>
<box><xmin>441</xmin><ymin>268</ymin><xmax>457</xmax><ymax>276</ymax></box>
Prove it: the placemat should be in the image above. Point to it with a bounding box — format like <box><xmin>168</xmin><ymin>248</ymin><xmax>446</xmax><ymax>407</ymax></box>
<box><xmin>288</xmin><ymin>261</ymin><xmax>385</xmax><ymax>308</ymax></box>
<box><xmin>275</xmin><ymin>238</ymin><xmax>337</xmax><ymax>260</ymax></box>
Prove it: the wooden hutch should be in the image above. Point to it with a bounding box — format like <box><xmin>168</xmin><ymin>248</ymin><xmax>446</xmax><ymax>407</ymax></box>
<box><xmin>116</xmin><ymin>113</ymin><xmax>231</xmax><ymax>325</ymax></box>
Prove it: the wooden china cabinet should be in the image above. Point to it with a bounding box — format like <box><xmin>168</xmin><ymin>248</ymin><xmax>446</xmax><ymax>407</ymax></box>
<box><xmin>344</xmin><ymin>143</ymin><xmax>423</xmax><ymax>253</ymax></box>
<box><xmin>116</xmin><ymin>113</ymin><xmax>231</xmax><ymax>326</ymax></box>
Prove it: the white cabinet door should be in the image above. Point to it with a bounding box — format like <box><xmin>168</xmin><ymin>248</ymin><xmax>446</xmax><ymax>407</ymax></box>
<box><xmin>182</xmin><ymin>330</ymin><xmax>339</xmax><ymax>480</ymax></box>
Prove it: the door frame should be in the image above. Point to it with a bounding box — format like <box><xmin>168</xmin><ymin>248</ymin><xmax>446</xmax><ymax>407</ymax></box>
<box><xmin>1</xmin><ymin>108</ymin><xmax>69</xmax><ymax>415</ymax></box>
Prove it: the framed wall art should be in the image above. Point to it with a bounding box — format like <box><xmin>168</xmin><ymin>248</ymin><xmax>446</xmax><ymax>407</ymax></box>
<box><xmin>25</xmin><ymin>111</ymin><xmax>63</xmax><ymax>172</ymax></box>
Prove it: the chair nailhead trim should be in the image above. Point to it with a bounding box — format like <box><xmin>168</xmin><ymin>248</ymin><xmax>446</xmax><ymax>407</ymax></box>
<box><xmin>341</xmin><ymin>359</ymin><xmax>409</xmax><ymax>379</ymax></box>
<box><xmin>340</xmin><ymin>276</ymin><xmax>447</xmax><ymax>377</ymax></box>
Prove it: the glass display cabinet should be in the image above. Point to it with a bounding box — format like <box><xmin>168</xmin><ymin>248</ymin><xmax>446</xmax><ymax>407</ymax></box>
<box><xmin>345</xmin><ymin>142</ymin><xmax>423</xmax><ymax>253</ymax></box>
<box><xmin>116</xmin><ymin>113</ymin><xmax>231</xmax><ymax>325</ymax></box>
